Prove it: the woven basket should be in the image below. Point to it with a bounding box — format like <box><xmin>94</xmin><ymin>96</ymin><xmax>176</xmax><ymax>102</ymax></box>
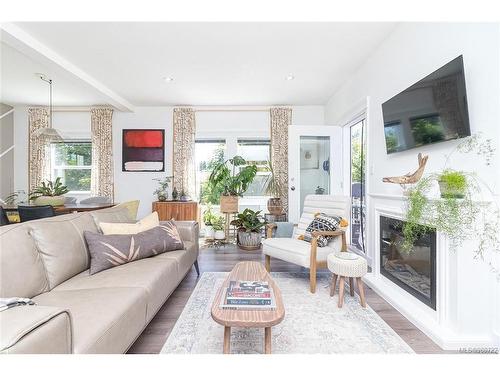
<box><xmin>220</xmin><ymin>195</ymin><xmax>238</xmax><ymax>213</ymax></box>
<box><xmin>267</xmin><ymin>197</ymin><xmax>283</xmax><ymax>215</ymax></box>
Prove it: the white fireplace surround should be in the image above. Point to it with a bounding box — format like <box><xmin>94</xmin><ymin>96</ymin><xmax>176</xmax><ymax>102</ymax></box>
<box><xmin>363</xmin><ymin>204</ymin><xmax>498</xmax><ymax>350</ymax></box>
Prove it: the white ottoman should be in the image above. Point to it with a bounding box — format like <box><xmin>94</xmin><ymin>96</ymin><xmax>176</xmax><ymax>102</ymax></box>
<box><xmin>327</xmin><ymin>252</ymin><xmax>368</xmax><ymax>308</ymax></box>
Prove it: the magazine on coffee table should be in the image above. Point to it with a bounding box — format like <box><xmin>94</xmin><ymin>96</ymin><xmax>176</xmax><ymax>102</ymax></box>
<box><xmin>219</xmin><ymin>280</ymin><xmax>277</xmax><ymax>310</ymax></box>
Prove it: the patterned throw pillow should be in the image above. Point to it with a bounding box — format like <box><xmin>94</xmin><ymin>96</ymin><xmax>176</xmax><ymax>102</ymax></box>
<box><xmin>303</xmin><ymin>213</ymin><xmax>342</xmax><ymax>247</ymax></box>
<box><xmin>84</xmin><ymin>221</ymin><xmax>184</xmax><ymax>274</ymax></box>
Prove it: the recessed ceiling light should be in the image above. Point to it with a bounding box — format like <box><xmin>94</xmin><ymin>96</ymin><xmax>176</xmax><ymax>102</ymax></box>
<box><xmin>286</xmin><ymin>74</ymin><xmax>295</xmax><ymax>81</ymax></box>
<box><xmin>163</xmin><ymin>77</ymin><xmax>174</xmax><ymax>83</ymax></box>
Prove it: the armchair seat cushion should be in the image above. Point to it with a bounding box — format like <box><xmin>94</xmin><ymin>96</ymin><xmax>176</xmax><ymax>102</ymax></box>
<box><xmin>263</xmin><ymin>237</ymin><xmax>341</xmax><ymax>268</ymax></box>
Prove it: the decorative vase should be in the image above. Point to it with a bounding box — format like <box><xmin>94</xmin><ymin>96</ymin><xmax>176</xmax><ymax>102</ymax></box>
<box><xmin>214</xmin><ymin>230</ymin><xmax>225</xmax><ymax>240</ymax></box>
<box><xmin>172</xmin><ymin>187</ymin><xmax>179</xmax><ymax>201</ymax></box>
<box><xmin>438</xmin><ymin>181</ymin><xmax>465</xmax><ymax>199</ymax></box>
<box><xmin>267</xmin><ymin>197</ymin><xmax>283</xmax><ymax>215</ymax></box>
<box><xmin>205</xmin><ymin>225</ymin><xmax>215</xmax><ymax>239</ymax></box>
<box><xmin>157</xmin><ymin>193</ymin><xmax>167</xmax><ymax>202</ymax></box>
<box><xmin>34</xmin><ymin>196</ymin><xmax>65</xmax><ymax>207</ymax></box>
<box><xmin>237</xmin><ymin>230</ymin><xmax>262</xmax><ymax>250</ymax></box>
<box><xmin>220</xmin><ymin>195</ymin><xmax>238</xmax><ymax>213</ymax></box>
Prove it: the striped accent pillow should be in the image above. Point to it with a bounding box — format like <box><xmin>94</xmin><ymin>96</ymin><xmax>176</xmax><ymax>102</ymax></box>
<box><xmin>303</xmin><ymin>213</ymin><xmax>342</xmax><ymax>247</ymax></box>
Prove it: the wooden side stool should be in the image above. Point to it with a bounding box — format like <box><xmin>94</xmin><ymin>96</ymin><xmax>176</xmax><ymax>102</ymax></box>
<box><xmin>327</xmin><ymin>252</ymin><xmax>368</xmax><ymax>308</ymax></box>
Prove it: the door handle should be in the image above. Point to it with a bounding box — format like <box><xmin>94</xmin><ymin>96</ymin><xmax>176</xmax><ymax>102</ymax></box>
<box><xmin>290</xmin><ymin>186</ymin><xmax>296</xmax><ymax>191</ymax></box>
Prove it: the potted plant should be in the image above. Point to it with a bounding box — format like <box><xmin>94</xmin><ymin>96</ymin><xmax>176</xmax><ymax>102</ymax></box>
<box><xmin>263</xmin><ymin>160</ymin><xmax>284</xmax><ymax>215</ymax></box>
<box><xmin>230</xmin><ymin>208</ymin><xmax>268</xmax><ymax>250</ymax></box>
<box><xmin>29</xmin><ymin>177</ymin><xmax>69</xmax><ymax>206</ymax></box>
<box><xmin>212</xmin><ymin>215</ymin><xmax>226</xmax><ymax>240</ymax></box>
<box><xmin>402</xmin><ymin>134</ymin><xmax>499</xmax><ymax>263</ymax></box>
<box><xmin>438</xmin><ymin>169</ymin><xmax>467</xmax><ymax>198</ymax></box>
<box><xmin>203</xmin><ymin>204</ymin><xmax>215</xmax><ymax>238</ymax></box>
<box><xmin>208</xmin><ymin>156</ymin><xmax>257</xmax><ymax>213</ymax></box>
<box><xmin>153</xmin><ymin>176</ymin><xmax>172</xmax><ymax>201</ymax></box>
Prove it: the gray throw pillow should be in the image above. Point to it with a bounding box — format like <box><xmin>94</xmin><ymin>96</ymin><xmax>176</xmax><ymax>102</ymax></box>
<box><xmin>84</xmin><ymin>222</ymin><xmax>184</xmax><ymax>274</ymax></box>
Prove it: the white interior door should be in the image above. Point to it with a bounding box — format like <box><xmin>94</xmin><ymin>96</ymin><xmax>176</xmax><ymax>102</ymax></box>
<box><xmin>288</xmin><ymin>125</ymin><xmax>343</xmax><ymax>223</ymax></box>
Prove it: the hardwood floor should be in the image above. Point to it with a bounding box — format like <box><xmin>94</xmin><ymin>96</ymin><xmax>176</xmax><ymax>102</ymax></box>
<box><xmin>128</xmin><ymin>244</ymin><xmax>448</xmax><ymax>354</ymax></box>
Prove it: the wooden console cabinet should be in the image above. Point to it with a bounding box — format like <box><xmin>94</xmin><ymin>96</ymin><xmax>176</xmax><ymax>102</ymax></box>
<box><xmin>152</xmin><ymin>201</ymin><xmax>198</xmax><ymax>221</ymax></box>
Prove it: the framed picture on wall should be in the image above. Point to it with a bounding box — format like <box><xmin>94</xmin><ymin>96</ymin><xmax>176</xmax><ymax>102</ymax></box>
<box><xmin>300</xmin><ymin>143</ymin><xmax>319</xmax><ymax>169</ymax></box>
<box><xmin>122</xmin><ymin>129</ymin><xmax>165</xmax><ymax>172</ymax></box>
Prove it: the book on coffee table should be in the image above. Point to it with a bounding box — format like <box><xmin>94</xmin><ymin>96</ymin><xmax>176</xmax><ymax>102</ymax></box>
<box><xmin>219</xmin><ymin>280</ymin><xmax>277</xmax><ymax>310</ymax></box>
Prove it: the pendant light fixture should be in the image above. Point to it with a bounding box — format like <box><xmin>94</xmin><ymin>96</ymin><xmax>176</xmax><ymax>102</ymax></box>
<box><xmin>34</xmin><ymin>74</ymin><xmax>64</xmax><ymax>143</ymax></box>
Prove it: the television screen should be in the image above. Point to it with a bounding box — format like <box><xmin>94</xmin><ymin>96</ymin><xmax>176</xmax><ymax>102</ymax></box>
<box><xmin>382</xmin><ymin>56</ymin><xmax>471</xmax><ymax>154</ymax></box>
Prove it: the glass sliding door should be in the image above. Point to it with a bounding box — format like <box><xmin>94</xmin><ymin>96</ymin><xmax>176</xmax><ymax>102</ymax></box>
<box><xmin>350</xmin><ymin>120</ymin><xmax>366</xmax><ymax>252</ymax></box>
<box><xmin>299</xmin><ymin>136</ymin><xmax>331</xmax><ymax>214</ymax></box>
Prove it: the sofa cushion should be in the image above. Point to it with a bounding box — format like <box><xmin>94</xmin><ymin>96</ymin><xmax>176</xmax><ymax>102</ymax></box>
<box><xmin>0</xmin><ymin>305</ymin><xmax>71</xmax><ymax>354</ymax></box>
<box><xmin>99</xmin><ymin>211</ymin><xmax>159</xmax><ymax>235</ymax></box>
<box><xmin>0</xmin><ymin>223</ymin><xmax>49</xmax><ymax>298</ymax></box>
<box><xmin>90</xmin><ymin>206</ymin><xmax>135</xmax><ymax>231</ymax></box>
<box><xmin>84</xmin><ymin>222</ymin><xmax>184</xmax><ymax>274</ymax></box>
<box><xmin>29</xmin><ymin>218</ymin><xmax>94</xmax><ymax>289</ymax></box>
<box><xmin>33</xmin><ymin>287</ymin><xmax>147</xmax><ymax>354</ymax></box>
<box><xmin>54</xmin><ymin>257</ymin><xmax>180</xmax><ymax>321</ymax></box>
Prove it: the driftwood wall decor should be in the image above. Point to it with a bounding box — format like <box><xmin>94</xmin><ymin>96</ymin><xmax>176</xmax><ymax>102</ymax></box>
<box><xmin>382</xmin><ymin>153</ymin><xmax>429</xmax><ymax>185</ymax></box>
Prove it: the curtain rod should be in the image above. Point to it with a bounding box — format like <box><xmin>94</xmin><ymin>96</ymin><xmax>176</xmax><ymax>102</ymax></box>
<box><xmin>193</xmin><ymin>106</ymin><xmax>272</xmax><ymax>112</ymax></box>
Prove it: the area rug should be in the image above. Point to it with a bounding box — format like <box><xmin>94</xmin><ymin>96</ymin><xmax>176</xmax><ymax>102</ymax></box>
<box><xmin>161</xmin><ymin>272</ymin><xmax>414</xmax><ymax>354</ymax></box>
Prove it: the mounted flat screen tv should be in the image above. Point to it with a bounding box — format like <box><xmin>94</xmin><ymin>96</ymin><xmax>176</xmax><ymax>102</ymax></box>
<box><xmin>382</xmin><ymin>56</ymin><xmax>471</xmax><ymax>154</ymax></box>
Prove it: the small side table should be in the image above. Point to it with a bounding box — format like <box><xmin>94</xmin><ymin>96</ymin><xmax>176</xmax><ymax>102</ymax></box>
<box><xmin>327</xmin><ymin>252</ymin><xmax>368</xmax><ymax>308</ymax></box>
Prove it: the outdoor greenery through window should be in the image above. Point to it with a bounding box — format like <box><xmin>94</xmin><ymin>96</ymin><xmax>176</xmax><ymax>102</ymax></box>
<box><xmin>236</xmin><ymin>139</ymin><xmax>271</xmax><ymax>197</ymax></box>
<box><xmin>195</xmin><ymin>140</ymin><xmax>226</xmax><ymax>204</ymax></box>
<box><xmin>51</xmin><ymin>142</ymin><xmax>92</xmax><ymax>192</ymax></box>
<box><xmin>350</xmin><ymin>120</ymin><xmax>367</xmax><ymax>252</ymax></box>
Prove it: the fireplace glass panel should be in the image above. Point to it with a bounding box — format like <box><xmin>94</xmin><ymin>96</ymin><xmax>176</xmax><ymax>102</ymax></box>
<box><xmin>380</xmin><ymin>215</ymin><xmax>436</xmax><ymax>310</ymax></box>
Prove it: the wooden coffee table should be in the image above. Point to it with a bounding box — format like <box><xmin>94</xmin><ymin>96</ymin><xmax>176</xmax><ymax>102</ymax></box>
<box><xmin>211</xmin><ymin>261</ymin><xmax>285</xmax><ymax>354</ymax></box>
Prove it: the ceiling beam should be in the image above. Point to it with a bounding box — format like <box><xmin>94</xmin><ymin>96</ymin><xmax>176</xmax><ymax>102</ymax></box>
<box><xmin>0</xmin><ymin>23</ymin><xmax>135</xmax><ymax>112</ymax></box>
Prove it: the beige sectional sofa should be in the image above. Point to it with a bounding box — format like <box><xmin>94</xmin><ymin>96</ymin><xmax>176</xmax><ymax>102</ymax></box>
<box><xmin>0</xmin><ymin>206</ymin><xmax>199</xmax><ymax>354</ymax></box>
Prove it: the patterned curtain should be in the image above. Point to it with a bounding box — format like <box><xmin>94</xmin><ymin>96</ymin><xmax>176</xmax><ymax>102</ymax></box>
<box><xmin>28</xmin><ymin>107</ymin><xmax>51</xmax><ymax>193</ymax></box>
<box><xmin>172</xmin><ymin>108</ymin><xmax>196</xmax><ymax>198</ymax></box>
<box><xmin>270</xmin><ymin>107</ymin><xmax>292</xmax><ymax>213</ymax></box>
<box><xmin>90</xmin><ymin>107</ymin><xmax>114</xmax><ymax>199</ymax></box>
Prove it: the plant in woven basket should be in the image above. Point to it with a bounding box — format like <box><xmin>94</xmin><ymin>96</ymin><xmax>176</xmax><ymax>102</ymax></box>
<box><xmin>230</xmin><ymin>209</ymin><xmax>268</xmax><ymax>249</ymax></box>
<box><xmin>263</xmin><ymin>160</ymin><xmax>284</xmax><ymax>215</ymax></box>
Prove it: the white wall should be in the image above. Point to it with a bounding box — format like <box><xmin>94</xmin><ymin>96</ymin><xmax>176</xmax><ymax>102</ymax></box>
<box><xmin>324</xmin><ymin>22</ymin><xmax>500</xmax><ymax>348</ymax></box>
<box><xmin>13</xmin><ymin>105</ymin><xmax>323</xmax><ymax>217</ymax></box>
<box><xmin>326</xmin><ymin>23</ymin><xmax>500</xmax><ymax>195</ymax></box>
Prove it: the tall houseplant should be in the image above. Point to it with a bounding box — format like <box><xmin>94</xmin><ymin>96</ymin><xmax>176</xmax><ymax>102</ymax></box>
<box><xmin>207</xmin><ymin>156</ymin><xmax>257</xmax><ymax>213</ymax></box>
<box><xmin>230</xmin><ymin>209</ymin><xmax>268</xmax><ymax>250</ymax></box>
<box><xmin>263</xmin><ymin>160</ymin><xmax>284</xmax><ymax>215</ymax></box>
<box><xmin>29</xmin><ymin>177</ymin><xmax>69</xmax><ymax>206</ymax></box>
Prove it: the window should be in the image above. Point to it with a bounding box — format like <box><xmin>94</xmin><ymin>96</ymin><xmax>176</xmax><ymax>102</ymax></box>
<box><xmin>195</xmin><ymin>140</ymin><xmax>226</xmax><ymax>204</ymax></box>
<box><xmin>350</xmin><ymin>120</ymin><xmax>367</xmax><ymax>252</ymax></box>
<box><xmin>51</xmin><ymin>142</ymin><xmax>92</xmax><ymax>193</ymax></box>
<box><xmin>237</xmin><ymin>139</ymin><xmax>271</xmax><ymax>197</ymax></box>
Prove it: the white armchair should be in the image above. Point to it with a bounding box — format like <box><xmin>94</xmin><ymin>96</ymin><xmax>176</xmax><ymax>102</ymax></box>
<box><xmin>262</xmin><ymin>195</ymin><xmax>350</xmax><ymax>293</ymax></box>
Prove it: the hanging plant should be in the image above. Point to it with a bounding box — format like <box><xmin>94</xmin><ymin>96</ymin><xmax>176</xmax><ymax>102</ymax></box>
<box><xmin>402</xmin><ymin>134</ymin><xmax>500</xmax><ymax>277</ymax></box>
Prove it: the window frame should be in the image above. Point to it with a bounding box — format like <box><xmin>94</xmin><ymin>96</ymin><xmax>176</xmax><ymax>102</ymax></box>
<box><xmin>50</xmin><ymin>140</ymin><xmax>93</xmax><ymax>194</ymax></box>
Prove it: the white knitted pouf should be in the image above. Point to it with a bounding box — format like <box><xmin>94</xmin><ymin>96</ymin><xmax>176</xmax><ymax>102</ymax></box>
<box><xmin>327</xmin><ymin>253</ymin><xmax>368</xmax><ymax>278</ymax></box>
<box><xmin>327</xmin><ymin>252</ymin><xmax>368</xmax><ymax>308</ymax></box>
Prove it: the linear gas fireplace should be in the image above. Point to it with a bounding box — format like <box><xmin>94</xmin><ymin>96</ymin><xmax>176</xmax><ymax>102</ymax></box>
<box><xmin>379</xmin><ymin>215</ymin><xmax>436</xmax><ymax>310</ymax></box>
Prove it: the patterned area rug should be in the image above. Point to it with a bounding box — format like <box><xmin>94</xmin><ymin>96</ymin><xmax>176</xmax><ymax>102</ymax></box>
<box><xmin>161</xmin><ymin>272</ymin><xmax>414</xmax><ymax>354</ymax></box>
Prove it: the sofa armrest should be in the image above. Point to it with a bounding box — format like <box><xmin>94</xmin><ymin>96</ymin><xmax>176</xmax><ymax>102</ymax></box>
<box><xmin>0</xmin><ymin>305</ymin><xmax>72</xmax><ymax>354</ymax></box>
<box><xmin>167</xmin><ymin>221</ymin><xmax>199</xmax><ymax>259</ymax></box>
